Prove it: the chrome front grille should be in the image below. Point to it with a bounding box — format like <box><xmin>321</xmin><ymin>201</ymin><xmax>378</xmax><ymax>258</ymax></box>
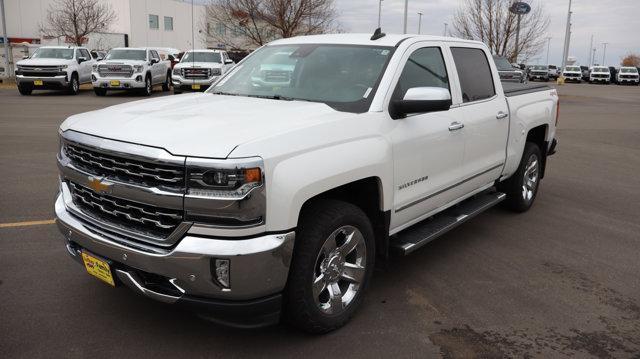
<box><xmin>182</xmin><ymin>67</ymin><xmax>211</xmax><ymax>79</ymax></box>
<box><xmin>69</xmin><ymin>181</ymin><xmax>183</xmax><ymax>239</ymax></box>
<box><xmin>98</xmin><ymin>64</ymin><xmax>134</xmax><ymax>77</ymax></box>
<box><xmin>64</xmin><ymin>143</ymin><xmax>185</xmax><ymax>190</ymax></box>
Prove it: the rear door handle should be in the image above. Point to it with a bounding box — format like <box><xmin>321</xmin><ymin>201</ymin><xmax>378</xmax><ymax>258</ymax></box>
<box><xmin>496</xmin><ymin>111</ymin><xmax>509</xmax><ymax>119</ymax></box>
<box><xmin>448</xmin><ymin>122</ymin><xmax>464</xmax><ymax>131</ymax></box>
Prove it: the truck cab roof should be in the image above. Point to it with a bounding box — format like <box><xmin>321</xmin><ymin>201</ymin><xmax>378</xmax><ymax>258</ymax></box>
<box><xmin>268</xmin><ymin>33</ymin><xmax>483</xmax><ymax>48</ymax></box>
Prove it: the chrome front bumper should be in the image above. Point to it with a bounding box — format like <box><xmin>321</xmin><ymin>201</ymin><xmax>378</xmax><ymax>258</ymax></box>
<box><xmin>16</xmin><ymin>74</ymin><xmax>68</xmax><ymax>86</ymax></box>
<box><xmin>92</xmin><ymin>76</ymin><xmax>146</xmax><ymax>89</ymax></box>
<box><xmin>55</xmin><ymin>190</ymin><xmax>295</xmax><ymax>302</ymax></box>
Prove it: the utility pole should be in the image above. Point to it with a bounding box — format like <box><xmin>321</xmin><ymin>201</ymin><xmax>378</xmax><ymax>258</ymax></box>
<box><xmin>560</xmin><ymin>0</ymin><xmax>573</xmax><ymax>72</ymax></box>
<box><xmin>403</xmin><ymin>0</ymin><xmax>408</xmax><ymax>34</ymax></box>
<box><xmin>514</xmin><ymin>14</ymin><xmax>521</xmax><ymax>61</ymax></box>
<box><xmin>545</xmin><ymin>37</ymin><xmax>552</xmax><ymax>65</ymax></box>
<box><xmin>588</xmin><ymin>35</ymin><xmax>594</xmax><ymax>67</ymax></box>
<box><xmin>1</xmin><ymin>0</ymin><xmax>10</xmax><ymax>78</ymax></box>
<box><xmin>417</xmin><ymin>12</ymin><xmax>423</xmax><ymax>34</ymax></box>
<box><xmin>444</xmin><ymin>22</ymin><xmax>448</xmax><ymax>36</ymax></box>
<box><xmin>377</xmin><ymin>0</ymin><xmax>383</xmax><ymax>28</ymax></box>
<box><xmin>602</xmin><ymin>42</ymin><xmax>608</xmax><ymax>66</ymax></box>
<box><xmin>592</xmin><ymin>48</ymin><xmax>597</xmax><ymax>66</ymax></box>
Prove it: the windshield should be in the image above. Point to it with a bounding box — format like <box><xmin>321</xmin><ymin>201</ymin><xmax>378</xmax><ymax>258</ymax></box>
<box><xmin>210</xmin><ymin>44</ymin><xmax>394</xmax><ymax>113</ymax></box>
<box><xmin>621</xmin><ymin>68</ymin><xmax>638</xmax><ymax>73</ymax></box>
<box><xmin>32</xmin><ymin>48</ymin><xmax>74</xmax><ymax>60</ymax></box>
<box><xmin>106</xmin><ymin>49</ymin><xmax>146</xmax><ymax>61</ymax></box>
<box><xmin>181</xmin><ymin>52</ymin><xmax>221</xmax><ymax>63</ymax></box>
<box><xmin>493</xmin><ymin>56</ymin><xmax>515</xmax><ymax>71</ymax></box>
<box><xmin>549</xmin><ymin>65</ymin><xmax>557</xmax><ymax>69</ymax></box>
<box><xmin>565</xmin><ymin>67</ymin><xmax>581</xmax><ymax>72</ymax></box>
<box><xmin>532</xmin><ymin>65</ymin><xmax>548</xmax><ymax>71</ymax></box>
<box><xmin>593</xmin><ymin>67</ymin><xmax>609</xmax><ymax>72</ymax></box>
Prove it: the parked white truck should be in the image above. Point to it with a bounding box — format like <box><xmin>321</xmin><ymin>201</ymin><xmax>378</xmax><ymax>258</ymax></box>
<box><xmin>616</xmin><ymin>67</ymin><xmax>639</xmax><ymax>85</ymax></box>
<box><xmin>589</xmin><ymin>66</ymin><xmax>611</xmax><ymax>84</ymax></box>
<box><xmin>92</xmin><ymin>48</ymin><xmax>172</xmax><ymax>96</ymax></box>
<box><xmin>55</xmin><ymin>33</ymin><xmax>558</xmax><ymax>333</ymax></box>
<box><xmin>172</xmin><ymin>49</ymin><xmax>235</xmax><ymax>94</ymax></box>
<box><xmin>15</xmin><ymin>46</ymin><xmax>95</xmax><ymax>95</ymax></box>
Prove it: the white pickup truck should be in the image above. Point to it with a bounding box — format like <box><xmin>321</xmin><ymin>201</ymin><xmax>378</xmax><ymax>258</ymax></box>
<box><xmin>172</xmin><ymin>49</ymin><xmax>235</xmax><ymax>94</ymax></box>
<box><xmin>54</xmin><ymin>32</ymin><xmax>558</xmax><ymax>333</ymax></box>
<box><xmin>617</xmin><ymin>67</ymin><xmax>639</xmax><ymax>85</ymax></box>
<box><xmin>92</xmin><ymin>48</ymin><xmax>172</xmax><ymax>96</ymax></box>
<box><xmin>15</xmin><ymin>46</ymin><xmax>94</xmax><ymax>95</ymax></box>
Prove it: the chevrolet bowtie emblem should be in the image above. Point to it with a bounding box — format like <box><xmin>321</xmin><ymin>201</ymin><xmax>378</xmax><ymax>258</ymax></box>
<box><xmin>87</xmin><ymin>177</ymin><xmax>112</xmax><ymax>194</ymax></box>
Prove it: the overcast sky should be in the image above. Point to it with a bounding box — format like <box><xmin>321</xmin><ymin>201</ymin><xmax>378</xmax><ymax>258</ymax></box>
<box><xmin>333</xmin><ymin>0</ymin><xmax>640</xmax><ymax>66</ymax></box>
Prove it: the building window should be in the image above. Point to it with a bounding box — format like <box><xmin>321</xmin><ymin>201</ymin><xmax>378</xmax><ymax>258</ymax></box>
<box><xmin>149</xmin><ymin>14</ymin><xmax>159</xmax><ymax>29</ymax></box>
<box><xmin>216</xmin><ymin>23</ymin><xmax>226</xmax><ymax>36</ymax></box>
<box><xmin>164</xmin><ymin>16</ymin><xmax>173</xmax><ymax>31</ymax></box>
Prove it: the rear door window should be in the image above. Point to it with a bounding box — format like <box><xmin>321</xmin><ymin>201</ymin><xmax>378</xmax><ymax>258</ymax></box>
<box><xmin>451</xmin><ymin>47</ymin><xmax>496</xmax><ymax>103</ymax></box>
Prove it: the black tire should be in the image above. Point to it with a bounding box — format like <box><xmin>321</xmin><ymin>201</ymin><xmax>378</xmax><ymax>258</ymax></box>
<box><xmin>498</xmin><ymin>142</ymin><xmax>542</xmax><ymax>213</ymax></box>
<box><xmin>94</xmin><ymin>88</ymin><xmax>107</xmax><ymax>96</ymax></box>
<box><xmin>142</xmin><ymin>75</ymin><xmax>152</xmax><ymax>96</ymax></box>
<box><xmin>162</xmin><ymin>72</ymin><xmax>171</xmax><ymax>91</ymax></box>
<box><xmin>18</xmin><ymin>84</ymin><xmax>32</xmax><ymax>95</ymax></box>
<box><xmin>173</xmin><ymin>89</ymin><xmax>182</xmax><ymax>95</ymax></box>
<box><xmin>68</xmin><ymin>73</ymin><xmax>80</xmax><ymax>95</ymax></box>
<box><xmin>285</xmin><ymin>199</ymin><xmax>375</xmax><ymax>334</ymax></box>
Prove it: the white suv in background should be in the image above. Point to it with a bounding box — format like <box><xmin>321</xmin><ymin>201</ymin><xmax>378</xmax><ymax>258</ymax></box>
<box><xmin>15</xmin><ymin>46</ymin><xmax>94</xmax><ymax>95</ymax></box>
<box><xmin>172</xmin><ymin>49</ymin><xmax>235</xmax><ymax>94</ymax></box>
<box><xmin>92</xmin><ymin>48</ymin><xmax>172</xmax><ymax>96</ymax></box>
<box><xmin>617</xmin><ymin>67</ymin><xmax>639</xmax><ymax>85</ymax></box>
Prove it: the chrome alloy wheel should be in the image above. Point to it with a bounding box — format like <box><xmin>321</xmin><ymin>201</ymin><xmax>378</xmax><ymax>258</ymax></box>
<box><xmin>522</xmin><ymin>154</ymin><xmax>539</xmax><ymax>202</ymax></box>
<box><xmin>313</xmin><ymin>225</ymin><xmax>366</xmax><ymax>315</ymax></box>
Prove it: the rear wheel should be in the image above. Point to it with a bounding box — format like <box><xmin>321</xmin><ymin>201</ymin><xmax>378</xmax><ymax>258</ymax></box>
<box><xmin>285</xmin><ymin>200</ymin><xmax>375</xmax><ymax>333</ymax></box>
<box><xmin>18</xmin><ymin>84</ymin><xmax>32</xmax><ymax>95</ymax></box>
<box><xmin>499</xmin><ymin>142</ymin><xmax>542</xmax><ymax>213</ymax></box>
<box><xmin>162</xmin><ymin>72</ymin><xmax>171</xmax><ymax>91</ymax></box>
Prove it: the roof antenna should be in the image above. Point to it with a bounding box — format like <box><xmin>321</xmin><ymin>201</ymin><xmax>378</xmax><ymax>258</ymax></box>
<box><xmin>371</xmin><ymin>28</ymin><xmax>386</xmax><ymax>41</ymax></box>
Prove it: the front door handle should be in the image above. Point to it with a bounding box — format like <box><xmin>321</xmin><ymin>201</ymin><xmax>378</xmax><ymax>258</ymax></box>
<box><xmin>448</xmin><ymin>122</ymin><xmax>464</xmax><ymax>131</ymax></box>
<box><xmin>496</xmin><ymin>111</ymin><xmax>509</xmax><ymax>119</ymax></box>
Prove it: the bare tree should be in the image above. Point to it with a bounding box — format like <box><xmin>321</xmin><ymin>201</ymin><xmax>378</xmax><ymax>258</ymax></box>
<box><xmin>621</xmin><ymin>53</ymin><xmax>640</xmax><ymax>67</ymax></box>
<box><xmin>201</xmin><ymin>0</ymin><xmax>338</xmax><ymax>49</ymax></box>
<box><xmin>39</xmin><ymin>0</ymin><xmax>117</xmax><ymax>46</ymax></box>
<box><xmin>452</xmin><ymin>0</ymin><xmax>549</xmax><ymax>62</ymax></box>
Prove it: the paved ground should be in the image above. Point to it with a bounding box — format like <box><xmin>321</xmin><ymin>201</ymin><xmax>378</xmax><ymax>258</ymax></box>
<box><xmin>1</xmin><ymin>84</ymin><xmax>639</xmax><ymax>358</ymax></box>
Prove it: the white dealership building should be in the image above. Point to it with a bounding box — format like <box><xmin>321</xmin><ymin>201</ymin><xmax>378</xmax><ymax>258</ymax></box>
<box><xmin>1</xmin><ymin>0</ymin><xmax>208</xmax><ymax>76</ymax></box>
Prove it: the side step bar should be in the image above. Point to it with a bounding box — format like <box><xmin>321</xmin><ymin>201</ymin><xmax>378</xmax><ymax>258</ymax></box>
<box><xmin>390</xmin><ymin>192</ymin><xmax>506</xmax><ymax>256</ymax></box>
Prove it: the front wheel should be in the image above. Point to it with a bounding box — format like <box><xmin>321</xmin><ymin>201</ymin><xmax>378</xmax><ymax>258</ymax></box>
<box><xmin>142</xmin><ymin>75</ymin><xmax>152</xmax><ymax>96</ymax></box>
<box><xmin>498</xmin><ymin>142</ymin><xmax>542</xmax><ymax>213</ymax></box>
<box><xmin>18</xmin><ymin>84</ymin><xmax>32</xmax><ymax>95</ymax></box>
<box><xmin>285</xmin><ymin>200</ymin><xmax>375</xmax><ymax>333</ymax></box>
<box><xmin>94</xmin><ymin>88</ymin><xmax>107</xmax><ymax>96</ymax></box>
<box><xmin>68</xmin><ymin>74</ymin><xmax>80</xmax><ymax>95</ymax></box>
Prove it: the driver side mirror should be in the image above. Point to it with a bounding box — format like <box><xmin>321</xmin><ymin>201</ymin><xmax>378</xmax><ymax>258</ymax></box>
<box><xmin>150</xmin><ymin>58</ymin><xmax>159</xmax><ymax>65</ymax></box>
<box><xmin>23</xmin><ymin>55</ymin><xmax>30</xmax><ymax>60</ymax></box>
<box><xmin>390</xmin><ymin>87</ymin><xmax>452</xmax><ymax>119</ymax></box>
<box><xmin>224</xmin><ymin>59</ymin><xmax>234</xmax><ymax>65</ymax></box>
<box><xmin>78</xmin><ymin>57</ymin><xmax>88</xmax><ymax>64</ymax></box>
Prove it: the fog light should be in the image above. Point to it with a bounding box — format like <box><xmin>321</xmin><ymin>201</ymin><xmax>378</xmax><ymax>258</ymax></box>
<box><xmin>91</xmin><ymin>74</ymin><xmax>97</xmax><ymax>82</ymax></box>
<box><xmin>213</xmin><ymin>259</ymin><xmax>230</xmax><ymax>288</ymax></box>
<box><xmin>136</xmin><ymin>75</ymin><xmax>142</xmax><ymax>82</ymax></box>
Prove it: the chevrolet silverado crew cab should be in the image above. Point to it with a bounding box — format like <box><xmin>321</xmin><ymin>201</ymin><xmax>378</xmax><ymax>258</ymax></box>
<box><xmin>172</xmin><ymin>49</ymin><xmax>235</xmax><ymax>94</ymax></box>
<box><xmin>55</xmin><ymin>32</ymin><xmax>558</xmax><ymax>333</ymax></box>
<box><xmin>562</xmin><ymin>66</ymin><xmax>582</xmax><ymax>83</ymax></box>
<box><xmin>589</xmin><ymin>66</ymin><xmax>611</xmax><ymax>84</ymax></box>
<box><xmin>92</xmin><ymin>48</ymin><xmax>172</xmax><ymax>96</ymax></box>
<box><xmin>529</xmin><ymin>65</ymin><xmax>550</xmax><ymax>81</ymax></box>
<box><xmin>617</xmin><ymin>66</ymin><xmax>639</xmax><ymax>85</ymax></box>
<box><xmin>15</xmin><ymin>46</ymin><xmax>94</xmax><ymax>95</ymax></box>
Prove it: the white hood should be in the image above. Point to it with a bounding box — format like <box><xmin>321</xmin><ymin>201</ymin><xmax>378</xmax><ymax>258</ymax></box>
<box><xmin>174</xmin><ymin>62</ymin><xmax>223</xmax><ymax>69</ymax></box>
<box><xmin>17</xmin><ymin>58</ymin><xmax>74</xmax><ymax>66</ymax></box>
<box><xmin>61</xmin><ymin>93</ymin><xmax>353</xmax><ymax>158</ymax></box>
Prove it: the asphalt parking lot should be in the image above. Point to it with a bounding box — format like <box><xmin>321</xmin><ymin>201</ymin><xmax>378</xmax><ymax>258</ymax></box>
<box><xmin>1</xmin><ymin>83</ymin><xmax>639</xmax><ymax>358</ymax></box>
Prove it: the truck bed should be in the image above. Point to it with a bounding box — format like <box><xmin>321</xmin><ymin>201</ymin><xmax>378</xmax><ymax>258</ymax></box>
<box><xmin>502</xmin><ymin>82</ymin><xmax>551</xmax><ymax>97</ymax></box>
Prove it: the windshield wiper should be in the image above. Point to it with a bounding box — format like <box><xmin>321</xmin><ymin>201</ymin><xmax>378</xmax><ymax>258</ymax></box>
<box><xmin>211</xmin><ymin>91</ymin><xmax>241</xmax><ymax>96</ymax></box>
<box><xmin>246</xmin><ymin>94</ymin><xmax>295</xmax><ymax>101</ymax></box>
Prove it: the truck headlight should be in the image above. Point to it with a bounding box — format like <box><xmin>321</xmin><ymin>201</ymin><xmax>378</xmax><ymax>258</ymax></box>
<box><xmin>92</xmin><ymin>64</ymin><xmax>98</xmax><ymax>71</ymax></box>
<box><xmin>59</xmin><ymin>65</ymin><xmax>68</xmax><ymax>70</ymax></box>
<box><xmin>133</xmin><ymin>65</ymin><xmax>144</xmax><ymax>73</ymax></box>
<box><xmin>184</xmin><ymin>157</ymin><xmax>265</xmax><ymax>227</ymax></box>
<box><xmin>173</xmin><ymin>67</ymin><xmax>180</xmax><ymax>76</ymax></box>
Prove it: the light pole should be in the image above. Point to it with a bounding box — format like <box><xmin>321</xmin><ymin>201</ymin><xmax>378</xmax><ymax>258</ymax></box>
<box><xmin>443</xmin><ymin>22</ymin><xmax>448</xmax><ymax>36</ymax></box>
<box><xmin>560</xmin><ymin>0</ymin><xmax>573</xmax><ymax>72</ymax></box>
<box><xmin>601</xmin><ymin>42</ymin><xmax>608</xmax><ymax>66</ymax></box>
<box><xmin>377</xmin><ymin>0</ymin><xmax>383</xmax><ymax>28</ymax></box>
<box><xmin>1</xmin><ymin>0</ymin><xmax>10</xmax><ymax>78</ymax></box>
<box><xmin>417</xmin><ymin>12</ymin><xmax>423</xmax><ymax>34</ymax></box>
<box><xmin>588</xmin><ymin>34</ymin><xmax>594</xmax><ymax>67</ymax></box>
<box><xmin>403</xmin><ymin>0</ymin><xmax>408</xmax><ymax>34</ymax></box>
<box><xmin>592</xmin><ymin>48</ymin><xmax>597</xmax><ymax>66</ymax></box>
<box><xmin>545</xmin><ymin>37</ymin><xmax>552</xmax><ymax>65</ymax></box>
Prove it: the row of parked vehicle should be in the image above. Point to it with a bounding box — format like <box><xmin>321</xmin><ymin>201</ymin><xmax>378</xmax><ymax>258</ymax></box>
<box><xmin>492</xmin><ymin>55</ymin><xmax>639</xmax><ymax>86</ymax></box>
<box><xmin>14</xmin><ymin>45</ymin><xmax>237</xmax><ymax>96</ymax></box>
